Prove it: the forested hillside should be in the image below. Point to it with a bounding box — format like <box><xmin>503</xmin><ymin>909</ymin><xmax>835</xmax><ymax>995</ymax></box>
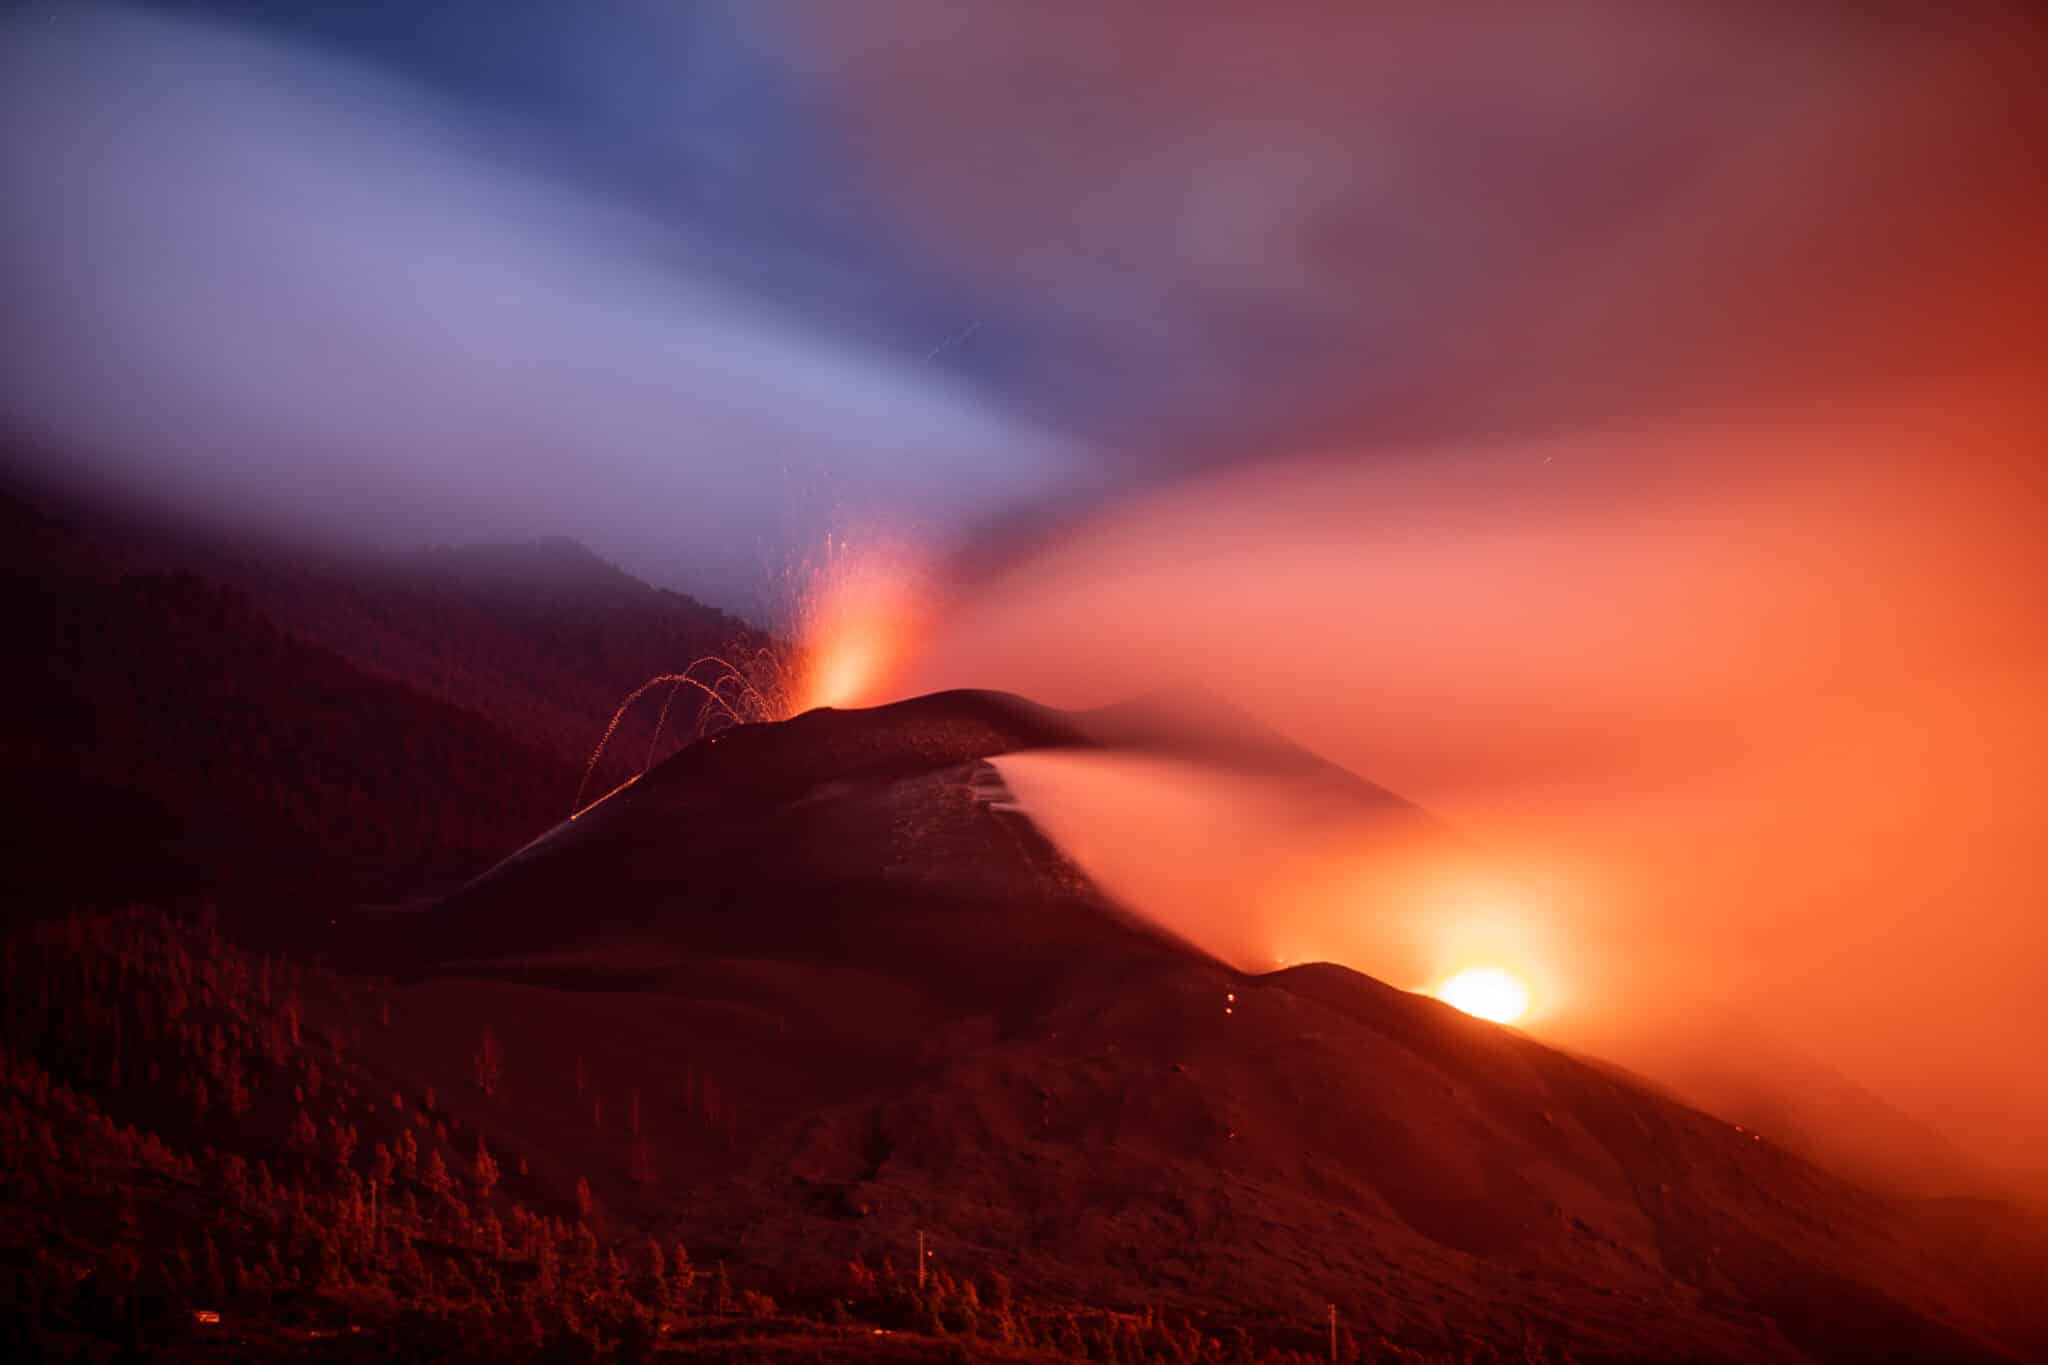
<box><xmin>0</xmin><ymin>908</ymin><xmax>1337</xmax><ymax>1362</ymax></box>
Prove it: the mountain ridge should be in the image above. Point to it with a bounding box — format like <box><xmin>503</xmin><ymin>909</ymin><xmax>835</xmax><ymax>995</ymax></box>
<box><xmin>394</xmin><ymin>689</ymin><xmax>2048</xmax><ymax>1362</ymax></box>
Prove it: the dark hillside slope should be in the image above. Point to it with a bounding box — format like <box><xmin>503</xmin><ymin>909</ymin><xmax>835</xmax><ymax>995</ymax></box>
<box><xmin>0</xmin><ymin>908</ymin><xmax>1110</xmax><ymax>1362</ymax></box>
<box><xmin>399</xmin><ymin>692</ymin><xmax>2048</xmax><ymax>1363</ymax></box>
<box><xmin>754</xmin><ymin>952</ymin><xmax>2046</xmax><ymax>1362</ymax></box>
<box><xmin>0</xmin><ymin>480</ymin><xmax>773</xmax><ymax>798</ymax></box>
<box><xmin>0</xmin><ymin>482</ymin><xmax>780</xmax><ymax>926</ymax></box>
<box><xmin>221</xmin><ymin>536</ymin><xmax>770</xmax><ymax>786</ymax></box>
<box><xmin>0</xmin><ymin>533</ymin><xmax>572</xmax><ymax>925</ymax></box>
<box><xmin>414</xmin><ymin>687</ymin><xmax>1441</xmax><ymax>969</ymax></box>
<box><xmin>408</xmin><ymin>690</ymin><xmax>1183</xmax><ymax>992</ymax></box>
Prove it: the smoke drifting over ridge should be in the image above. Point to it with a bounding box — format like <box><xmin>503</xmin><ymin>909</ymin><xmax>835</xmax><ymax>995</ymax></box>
<box><xmin>5</xmin><ymin>3</ymin><xmax>2045</xmax><ymax>1181</ymax></box>
<box><xmin>831</xmin><ymin>3</ymin><xmax>2048</xmax><ymax>1178</ymax></box>
<box><xmin>919</xmin><ymin>384</ymin><xmax>2047</xmax><ymax>1176</ymax></box>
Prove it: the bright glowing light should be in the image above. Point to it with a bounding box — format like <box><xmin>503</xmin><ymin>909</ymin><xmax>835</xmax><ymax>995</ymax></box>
<box><xmin>1434</xmin><ymin>966</ymin><xmax>1531</xmax><ymax>1024</ymax></box>
<box><xmin>792</xmin><ymin>535</ymin><xmax>926</xmax><ymax>712</ymax></box>
<box><xmin>803</xmin><ymin>630</ymin><xmax>881</xmax><ymax>711</ymax></box>
<box><xmin>568</xmin><ymin>531</ymin><xmax>926</xmax><ymax>815</ymax></box>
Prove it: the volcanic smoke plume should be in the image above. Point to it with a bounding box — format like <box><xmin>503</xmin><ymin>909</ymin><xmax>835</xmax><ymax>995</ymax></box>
<box><xmin>806</xmin><ymin>4</ymin><xmax>2048</xmax><ymax>1185</ymax></box>
<box><xmin>904</xmin><ymin>384</ymin><xmax>2048</xmax><ymax>1183</ymax></box>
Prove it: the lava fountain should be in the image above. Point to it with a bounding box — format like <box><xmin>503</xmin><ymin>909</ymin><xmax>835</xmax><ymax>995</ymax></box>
<box><xmin>571</xmin><ymin>531</ymin><xmax>928</xmax><ymax>815</ymax></box>
<box><xmin>786</xmin><ymin>531</ymin><xmax>929</xmax><ymax>714</ymax></box>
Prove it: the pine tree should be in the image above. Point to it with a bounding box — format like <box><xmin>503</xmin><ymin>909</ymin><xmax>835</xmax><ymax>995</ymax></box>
<box><xmin>643</xmin><ymin>1237</ymin><xmax>666</xmax><ymax>1306</ymax></box>
<box><xmin>471</xmin><ymin>1136</ymin><xmax>499</xmax><ymax>1200</ymax></box>
<box><xmin>423</xmin><ymin>1149</ymin><xmax>454</xmax><ymax>1202</ymax></box>
<box><xmin>328</xmin><ymin>1119</ymin><xmax>357</xmax><ymax>1172</ymax></box>
<box><xmin>668</xmin><ymin>1241</ymin><xmax>697</xmax><ymax>1316</ymax></box>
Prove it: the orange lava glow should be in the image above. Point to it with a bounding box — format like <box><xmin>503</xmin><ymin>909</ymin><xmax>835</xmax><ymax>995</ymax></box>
<box><xmin>1434</xmin><ymin>966</ymin><xmax>1532</xmax><ymax>1024</ymax></box>
<box><xmin>791</xmin><ymin>536</ymin><xmax>927</xmax><ymax>712</ymax></box>
<box><xmin>927</xmin><ymin>380</ymin><xmax>2048</xmax><ymax>1174</ymax></box>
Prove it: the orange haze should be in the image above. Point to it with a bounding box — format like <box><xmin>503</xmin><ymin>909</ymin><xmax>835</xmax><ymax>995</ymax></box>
<box><xmin>904</xmin><ymin>383</ymin><xmax>2047</xmax><ymax>1178</ymax></box>
<box><xmin>817</xmin><ymin>6</ymin><xmax>2048</xmax><ymax>1185</ymax></box>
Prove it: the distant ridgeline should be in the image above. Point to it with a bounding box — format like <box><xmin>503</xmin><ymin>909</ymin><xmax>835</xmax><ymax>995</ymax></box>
<box><xmin>0</xmin><ymin>488</ymin><xmax>771</xmax><ymax>927</ymax></box>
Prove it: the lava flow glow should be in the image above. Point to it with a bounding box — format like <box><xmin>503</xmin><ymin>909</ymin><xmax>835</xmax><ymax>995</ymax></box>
<box><xmin>1434</xmin><ymin>967</ymin><xmax>1532</xmax><ymax>1024</ymax></box>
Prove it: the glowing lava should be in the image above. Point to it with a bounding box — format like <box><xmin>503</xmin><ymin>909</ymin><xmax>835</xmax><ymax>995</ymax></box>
<box><xmin>803</xmin><ymin>630</ymin><xmax>882</xmax><ymax>712</ymax></box>
<box><xmin>792</xmin><ymin>534</ymin><xmax>925</xmax><ymax>712</ymax></box>
<box><xmin>569</xmin><ymin>531</ymin><xmax>926</xmax><ymax>816</ymax></box>
<box><xmin>1434</xmin><ymin>966</ymin><xmax>1531</xmax><ymax>1024</ymax></box>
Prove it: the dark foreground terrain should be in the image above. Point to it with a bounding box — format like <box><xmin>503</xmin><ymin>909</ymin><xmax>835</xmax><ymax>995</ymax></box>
<box><xmin>5</xmin><ymin>689</ymin><xmax>2046</xmax><ymax>1362</ymax></box>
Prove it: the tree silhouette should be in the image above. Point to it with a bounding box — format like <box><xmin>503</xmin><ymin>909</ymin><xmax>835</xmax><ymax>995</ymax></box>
<box><xmin>471</xmin><ymin>1137</ymin><xmax>499</xmax><ymax>1200</ymax></box>
<box><xmin>423</xmin><ymin>1150</ymin><xmax>454</xmax><ymax>1203</ymax></box>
